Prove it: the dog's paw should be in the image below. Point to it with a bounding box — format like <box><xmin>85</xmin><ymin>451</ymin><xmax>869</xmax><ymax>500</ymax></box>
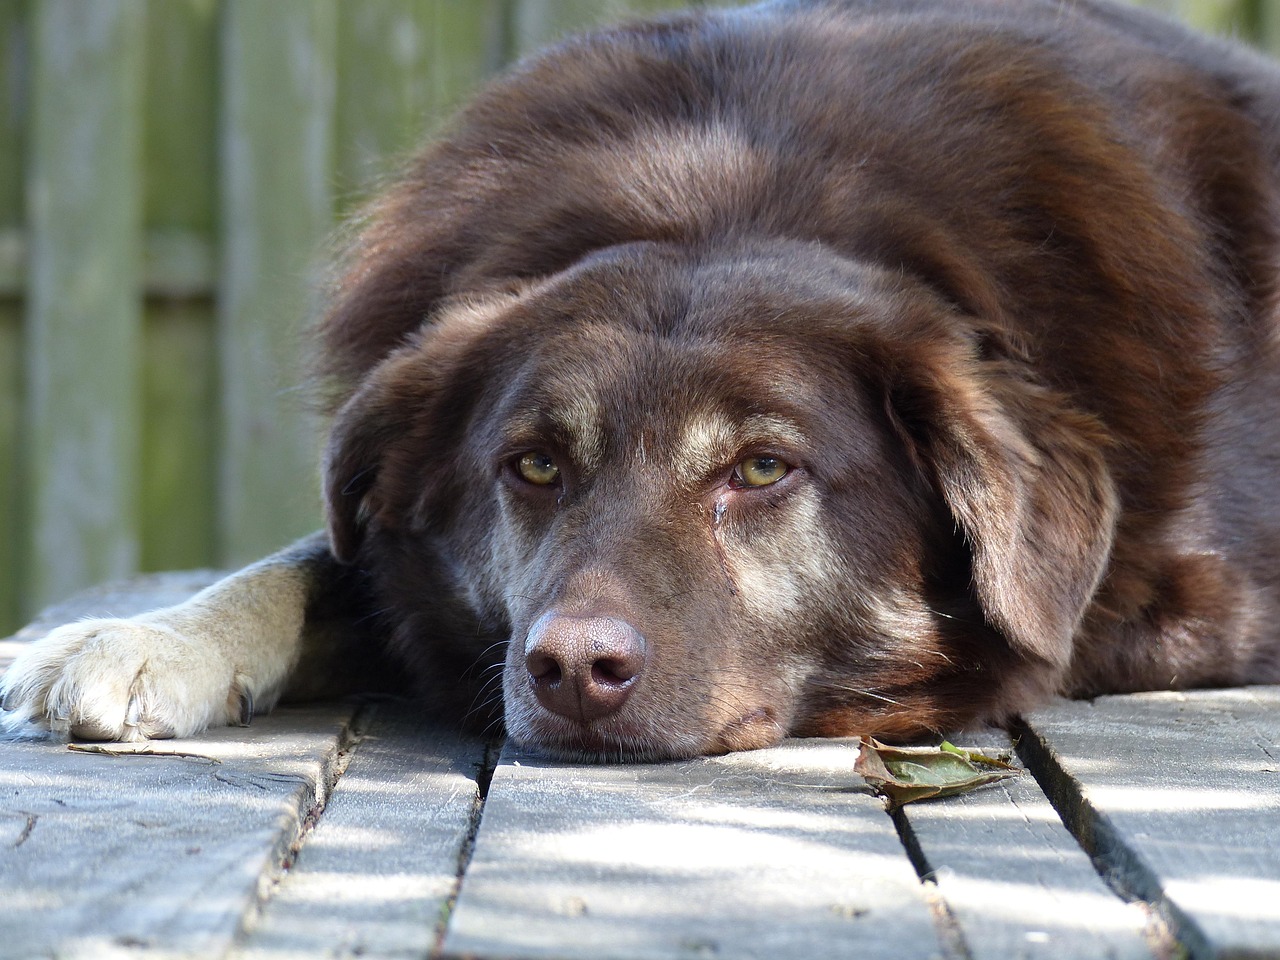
<box><xmin>0</xmin><ymin>618</ymin><xmax>253</xmax><ymax>741</ymax></box>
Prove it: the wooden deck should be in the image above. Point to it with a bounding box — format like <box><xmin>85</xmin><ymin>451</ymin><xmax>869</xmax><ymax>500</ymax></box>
<box><xmin>2</xmin><ymin>576</ymin><xmax>1278</xmax><ymax>960</ymax></box>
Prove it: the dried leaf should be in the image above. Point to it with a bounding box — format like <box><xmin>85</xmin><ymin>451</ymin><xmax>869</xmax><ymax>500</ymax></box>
<box><xmin>938</xmin><ymin>740</ymin><xmax>1018</xmax><ymax>770</ymax></box>
<box><xmin>855</xmin><ymin>736</ymin><xmax>1019</xmax><ymax>810</ymax></box>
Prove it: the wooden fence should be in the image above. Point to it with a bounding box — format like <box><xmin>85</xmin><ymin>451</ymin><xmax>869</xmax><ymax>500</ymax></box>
<box><xmin>0</xmin><ymin>0</ymin><xmax>1274</xmax><ymax>636</ymax></box>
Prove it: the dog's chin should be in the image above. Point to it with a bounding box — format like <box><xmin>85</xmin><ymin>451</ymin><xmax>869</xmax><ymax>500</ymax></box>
<box><xmin>508</xmin><ymin>705</ymin><xmax>787</xmax><ymax>763</ymax></box>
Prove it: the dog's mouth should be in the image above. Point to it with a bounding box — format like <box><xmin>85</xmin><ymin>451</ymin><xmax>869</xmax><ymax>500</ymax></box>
<box><xmin>508</xmin><ymin>704</ymin><xmax>787</xmax><ymax>763</ymax></box>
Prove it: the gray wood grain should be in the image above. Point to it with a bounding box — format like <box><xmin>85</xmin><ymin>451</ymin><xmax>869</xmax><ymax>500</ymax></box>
<box><xmin>232</xmin><ymin>703</ymin><xmax>489</xmax><ymax>960</ymax></box>
<box><xmin>443</xmin><ymin>738</ymin><xmax>944</xmax><ymax>960</ymax></box>
<box><xmin>1022</xmin><ymin>688</ymin><xmax>1280</xmax><ymax>960</ymax></box>
<box><xmin>898</xmin><ymin>732</ymin><xmax>1155</xmax><ymax>960</ymax></box>
<box><xmin>24</xmin><ymin>0</ymin><xmax>144</xmax><ymax>611</ymax></box>
<box><xmin>217</xmin><ymin>0</ymin><xmax>332</xmax><ymax>565</ymax></box>
<box><xmin>0</xmin><ymin>704</ymin><xmax>358</xmax><ymax>960</ymax></box>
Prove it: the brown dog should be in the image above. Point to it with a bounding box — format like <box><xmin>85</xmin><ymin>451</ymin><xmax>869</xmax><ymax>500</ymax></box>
<box><xmin>5</xmin><ymin>0</ymin><xmax>1280</xmax><ymax>760</ymax></box>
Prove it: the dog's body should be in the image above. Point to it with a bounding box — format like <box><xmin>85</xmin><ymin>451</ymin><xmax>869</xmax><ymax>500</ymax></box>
<box><xmin>6</xmin><ymin>0</ymin><xmax>1280</xmax><ymax>760</ymax></box>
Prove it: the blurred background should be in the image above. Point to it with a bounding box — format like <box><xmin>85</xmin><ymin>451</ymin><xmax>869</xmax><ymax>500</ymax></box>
<box><xmin>0</xmin><ymin>0</ymin><xmax>1275</xmax><ymax>636</ymax></box>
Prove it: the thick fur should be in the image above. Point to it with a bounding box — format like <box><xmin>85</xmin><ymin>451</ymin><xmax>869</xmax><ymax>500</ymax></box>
<box><xmin>7</xmin><ymin>0</ymin><xmax>1280</xmax><ymax>759</ymax></box>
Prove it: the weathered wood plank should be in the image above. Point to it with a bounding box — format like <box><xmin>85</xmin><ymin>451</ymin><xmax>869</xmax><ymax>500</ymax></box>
<box><xmin>432</xmin><ymin>0</ymin><xmax>508</xmax><ymax>116</ymax></box>
<box><xmin>0</xmin><ymin>704</ymin><xmax>359</xmax><ymax>960</ymax></box>
<box><xmin>898</xmin><ymin>732</ymin><xmax>1156</xmax><ymax>960</ymax></box>
<box><xmin>0</xmin><ymin>226</ymin><xmax>220</xmax><ymax>299</ymax></box>
<box><xmin>0</xmin><ymin>301</ymin><xmax>21</xmax><ymax>635</ymax></box>
<box><xmin>1</xmin><ymin>574</ymin><xmax>362</xmax><ymax>960</ymax></box>
<box><xmin>0</xmin><ymin>0</ymin><xmax>24</xmax><ymax>222</ymax></box>
<box><xmin>218</xmin><ymin>0</ymin><xmax>335</xmax><ymax>566</ymax></box>
<box><xmin>509</xmin><ymin>0</ymin><xmax>695</xmax><ymax>56</ymax></box>
<box><xmin>232</xmin><ymin>703</ymin><xmax>489</xmax><ymax>960</ymax></box>
<box><xmin>0</xmin><ymin>1</ymin><xmax>24</xmax><ymax>636</ymax></box>
<box><xmin>24</xmin><ymin>0</ymin><xmax>144</xmax><ymax>610</ymax></box>
<box><xmin>1021</xmin><ymin>689</ymin><xmax>1280</xmax><ymax>960</ymax></box>
<box><xmin>1136</xmin><ymin>0</ymin><xmax>1252</xmax><ymax>36</ymax></box>
<box><xmin>334</xmin><ymin>0</ymin><xmax>505</xmax><ymax>216</ymax></box>
<box><xmin>334</xmin><ymin>0</ymin><xmax>435</xmax><ymax>214</ymax></box>
<box><xmin>1259</xmin><ymin>0</ymin><xmax>1280</xmax><ymax>55</ymax></box>
<box><xmin>140</xmin><ymin>0</ymin><xmax>220</xmax><ymax>575</ymax></box>
<box><xmin>444</xmin><ymin>739</ymin><xmax>942</xmax><ymax>960</ymax></box>
<box><xmin>142</xmin><ymin>305</ymin><xmax>219</xmax><ymax>572</ymax></box>
<box><xmin>143</xmin><ymin>0</ymin><xmax>217</xmax><ymax>239</ymax></box>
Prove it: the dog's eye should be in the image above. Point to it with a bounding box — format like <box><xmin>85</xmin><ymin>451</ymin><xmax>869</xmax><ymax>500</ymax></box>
<box><xmin>516</xmin><ymin>452</ymin><xmax>561</xmax><ymax>486</ymax></box>
<box><xmin>733</xmin><ymin>456</ymin><xmax>789</xmax><ymax>488</ymax></box>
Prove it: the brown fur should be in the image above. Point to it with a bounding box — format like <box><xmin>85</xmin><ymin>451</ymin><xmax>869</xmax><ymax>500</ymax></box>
<box><xmin>315</xmin><ymin>0</ymin><xmax>1280</xmax><ymax>759</ymax></box>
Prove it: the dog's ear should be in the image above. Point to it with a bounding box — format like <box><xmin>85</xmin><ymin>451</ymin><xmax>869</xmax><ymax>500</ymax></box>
<box><xmin>322</xmin><ymin>350</ymin><xmax>427</xmax><ymax>564</ymax></box>
<box><xmin>323</xmin><ymin>289</ymin><xmax>527</xmax><ymax>562</ymax></box>
<box><xmin>884</xmin><ymin>338</ymin><xmax>1118</xmax><ymax>669</ymax></box>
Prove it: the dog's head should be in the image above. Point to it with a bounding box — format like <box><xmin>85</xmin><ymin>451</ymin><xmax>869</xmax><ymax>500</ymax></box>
<box><xmin>323</xmin><ymin>240</ymin><xmax>1116</xmax><ymax>760</ymax></box>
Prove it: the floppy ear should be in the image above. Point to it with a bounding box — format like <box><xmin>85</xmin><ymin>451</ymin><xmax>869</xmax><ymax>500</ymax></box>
<box><xmin>322</xmin><ymin>288</ymin><xmax>530</xmax><ymax>562</ymax></box>
<box><xmin>885</xmin><ymin>340</ymin><xmax>1118</xmax><ymax>669</ymax></box>
<box><xmin>322</xmin><ymin>352</ymin><xmax>427</xmax><ymax>564</ymax></box>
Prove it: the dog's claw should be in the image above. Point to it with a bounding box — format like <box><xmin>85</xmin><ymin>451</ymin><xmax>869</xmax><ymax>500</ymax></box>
<box><xmin>237</xmin><ymin>689</ymin><xmax>254</xmax><ymax>727</ymax></box>
<box><xmin>125</xmin><ymin>695</ymin><xmax>142</xmax><ymax>729</ymax></box>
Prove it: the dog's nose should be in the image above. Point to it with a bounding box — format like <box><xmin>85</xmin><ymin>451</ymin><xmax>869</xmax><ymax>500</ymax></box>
<box><xmin>524</xmin><ymin>614</ymin><xmax>647</xmax><ymax>722</ymax></box>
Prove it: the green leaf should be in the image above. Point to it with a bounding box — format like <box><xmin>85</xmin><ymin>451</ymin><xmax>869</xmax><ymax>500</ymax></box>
<box><xmin>854</xmin><ymin>736</ymin><xmax>1020</xmax><ymax>810</ymax></box>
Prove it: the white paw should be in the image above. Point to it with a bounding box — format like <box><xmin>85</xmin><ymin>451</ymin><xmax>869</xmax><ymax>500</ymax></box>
<box><xmin>0</xmin><ymin>618</ymin><xmax>253</xmax><ymax>741</ymax></box>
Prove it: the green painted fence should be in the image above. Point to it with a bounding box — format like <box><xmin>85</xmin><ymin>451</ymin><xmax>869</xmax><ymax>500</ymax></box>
<box><xmin>0</xmin><ymin>0</ymin><xmax>1274</xmax><ymax>636</ymax></box>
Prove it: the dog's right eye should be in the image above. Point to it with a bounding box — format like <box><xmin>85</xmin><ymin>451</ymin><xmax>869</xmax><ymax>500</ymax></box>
<box><xmin>733</xmin><ymin>456</ymin><xmax>789</xmax><ymax>488</ymax></box>
<box><xmin>516</xmin><ymin>452</ymin><xmax>561</xmax><ymax>486</ymax></box>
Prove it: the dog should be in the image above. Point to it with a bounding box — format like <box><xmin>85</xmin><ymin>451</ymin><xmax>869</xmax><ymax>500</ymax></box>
<box><xmin>5</xmin><ymin>0</ymin><xmax>1280</xmax><ymax>761</ymax></box>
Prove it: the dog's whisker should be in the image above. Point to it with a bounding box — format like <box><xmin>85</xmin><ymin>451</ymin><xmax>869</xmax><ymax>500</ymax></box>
<box><xmin>459</xmin><ymin>637</ymin><xmax>508</xmax><ymax>677</ymax></box>
<box><xmin>461</xmin><ymin>649</ymin><xmax>511</xmax><ymax>723</ymax></box>
<box><xmin>807</xmin><ymin>679</ymin><xmax>906</xmax><ymax>707</ymax></box>
<box><xmin>350</xmin><ymin>606</ymin><xmax>393</xmax><ymax>628</ymax></box>
<box><xmin>465</xmin><ymin>686</ymin><xmax>508</xmax><ymax>730</ymax></box>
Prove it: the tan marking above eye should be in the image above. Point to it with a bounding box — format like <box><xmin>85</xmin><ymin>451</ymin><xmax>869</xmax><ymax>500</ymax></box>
<box><xmin>734</xmin><ymin>456</ymin><xmax>789</xmax><ymax>487</ymax></box>
<box><xmin>517</xmin><ymin>452</ymin><xmax>560</xmax><ymax>485</ymax></box>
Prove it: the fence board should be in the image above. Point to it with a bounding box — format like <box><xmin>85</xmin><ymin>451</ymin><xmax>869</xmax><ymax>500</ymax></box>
<box><xmin>335</xmin><ymin>1</ymin><xmax>435</xmax><ymax>215</ymax></box>
<box><xmin>144</xmin><ymin>0</ymin><xmax>217</xmax><ymax>238</ymax></box>
<box><xmin>142</xmin><ymin>307</ymin><xmax>218</xmax><ymax>573</ymax></box>
<box><xmin>0</xmin><ymin>305</ymin><xmax>19</xmax><ymax>633</ymax></box>
<box><xmin>0</xmin><ymin>2</ymin><xmax>23</xmax><ymax>218</ymax></box>
<box><xmin>1261</xmin><ymin>2</ymin><xmax>1280</xmax><ymax>51</ymax></box>
<box><xmin>24</xmin><ymin>0</ymin><xmax>144</xmax><ymax>611</ymax></box>
<box><xmin>510</xmin><ymin>0</ymin><xmax>698</xmax><ymax>55</ymax></box>
<box><xmin>141</xmin><ymin>0</ymin><xmax>219</xmax><ymax>574</ymax></box>
<box><xmin>433</xmin><ymin>0</ymin><xmax>508</xmax><ymax>117</ymax></box>
<box><xmin>218</xmin><ymin>0</ymin><xmax>335</xmax><ymax>566</ymax></box>
<box><xmin>0</xmin><ymin>0</ymin><xmax>26</xmax><ymax>634</ymax></box>
<box><xmin>1137</xmin><ymin>0</ymin><xmax>1256</xmax><ymax>33</ymax></box>
<box><xmin>335</xmin><ymin>2</ymin><xmax>506</xmax><ymax>216</ymax></box>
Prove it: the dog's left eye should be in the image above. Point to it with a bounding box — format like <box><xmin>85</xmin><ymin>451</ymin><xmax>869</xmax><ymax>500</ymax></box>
<box><xmin>733</xmin><ymin>456</ymin><xmax>789</xmax><ymax>488</ymax></box>
<box><xmin>516</xmin><ymin>452</ymin><xmax>561</xmax><ymax>486</ymax></box>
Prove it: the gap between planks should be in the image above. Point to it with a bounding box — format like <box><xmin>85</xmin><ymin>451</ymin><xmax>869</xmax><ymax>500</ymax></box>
<box><xmin>431</xmin><ymin>738</ymin><xmax>503</xmax><ymax>957</ymax></box>
<box><xmin>891</xmin><ymin>728</ymin><xmax>1162</xmax><ymax>960</ymax></box>
<box><xmin>1013</xmin><ymin>696</ymin><xmax>1280</xmax><ymax>960</ymax></box>
<box><xmin>1013</xmin><ymin>717</ymin><xmax>1195</xmax><ymax>960</ymax></box>
<box><xmin>1016</xmin><ymin>715</ymin><xmax>1152</xmax><ymax>895</ymax></box>
<box><xmin>242</xmin><ymin>700</ymin><xmax>377</xmax><ymax>917</ymax></box>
